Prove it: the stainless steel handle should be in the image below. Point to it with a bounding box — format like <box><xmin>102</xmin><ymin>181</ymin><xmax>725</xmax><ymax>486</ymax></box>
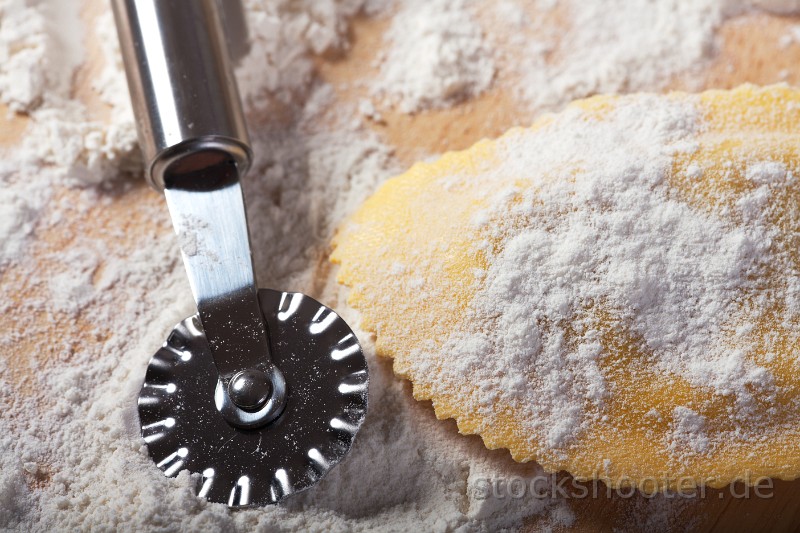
<box><xmin>111</xmin><ymin>0</ymin><xmax>251</xmax><ymax>191</ymax></box>
<box><xmin>113</xmin><ymin>0</ymin><xmax>288</xmax><ymax>426</ymax></box>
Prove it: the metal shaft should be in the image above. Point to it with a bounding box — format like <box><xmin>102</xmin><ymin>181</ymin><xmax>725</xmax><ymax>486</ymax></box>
<box><xmin>111</xmin><ymin>0</ymin><xmax>251</xmax><ymax>190</ymax></box>
<box><xmin>113</xmin><ymin>0</ymin><xmax>282</xmax><ymax>420</ymax></box>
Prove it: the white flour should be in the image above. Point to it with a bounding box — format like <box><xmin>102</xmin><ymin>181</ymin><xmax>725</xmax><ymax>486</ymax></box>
<box><xmin>372</xmin><ymin>0</ymin><xmax>495</xmax><ymax>113</ymax></box>
<box><xmin>1</xmin><ymin>0</ymin><xmax>799</xmax><ymax>532</ymax></box>
<box><xmin>0</xmin><ymin>0</ymin><xmax>82</xmax><ymax>111</ymax></box>
<box><xmin>372</xmin><ymin>0</ymin><xmax>800</xmax><ymax>117</ymax></box>
<box><xmin>494</xmin><ymin>0</ymin><xmax>723</xmax><ymax>110</ymax></box>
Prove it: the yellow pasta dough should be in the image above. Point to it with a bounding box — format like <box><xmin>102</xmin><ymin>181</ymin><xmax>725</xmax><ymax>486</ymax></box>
<box><xmin>332</xmin><ymin>85</ymin><xmax>800</xmax><ymax>491</ymax></box>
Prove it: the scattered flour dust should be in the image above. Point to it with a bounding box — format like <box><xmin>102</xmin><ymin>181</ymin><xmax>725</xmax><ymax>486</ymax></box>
<box><xmin>1</xmin><ymin>0</ymin><xmax>799</xmax><ymax>532</ymax></box>
<box><xmin>0</xmin><ymin>0</ymin><xmax>561</xmax><ymax>531</ymax></box>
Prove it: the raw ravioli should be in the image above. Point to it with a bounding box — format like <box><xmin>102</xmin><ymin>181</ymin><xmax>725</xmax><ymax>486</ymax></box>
<box><xmin>332</xmin><ymin>85</ymin><xmax>800</xmax><ymax>490</ymax></box>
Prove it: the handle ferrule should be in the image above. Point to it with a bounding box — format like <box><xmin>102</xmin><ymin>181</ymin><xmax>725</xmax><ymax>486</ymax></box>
<box><xmin>112</xmin><ymin>0</ymin><xmax>251</xmax><ymax>191</ymax></box>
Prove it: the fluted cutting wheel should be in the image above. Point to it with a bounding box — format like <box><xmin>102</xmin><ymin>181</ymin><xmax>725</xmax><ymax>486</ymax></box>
<box><xmin>137</xmin><ymin>289</ymin><xmax>369</xmax><ymax>507</ymax></box>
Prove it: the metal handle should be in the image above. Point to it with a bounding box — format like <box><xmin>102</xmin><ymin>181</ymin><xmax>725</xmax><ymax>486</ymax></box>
<box><xmin>111</xmin><ymin>0</ymin><xmax>251</xmax><ymax>191</ymax></box>
<box><xmin>113</xmin><ymin>0</ymin><xmax>288</xmax><ymax>427</ymax></box>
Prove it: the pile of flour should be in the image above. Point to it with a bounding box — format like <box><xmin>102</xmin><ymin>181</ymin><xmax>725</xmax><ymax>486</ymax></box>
<box><xmin>372</xmin><ymin>0</ymin><xmax>495</xmax><ymax>113</ymax></box>
<box><xmin>1</xmin><ymin>0</ymin><xmax>799</xmax><ymax>531</ymax></box>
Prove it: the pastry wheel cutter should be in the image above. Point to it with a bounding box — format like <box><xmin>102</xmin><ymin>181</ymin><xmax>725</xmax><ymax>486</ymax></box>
<box><xmin>112</xmin><ymin>0</ymin><xmax>368</xmax><ymax>507</ymax></box>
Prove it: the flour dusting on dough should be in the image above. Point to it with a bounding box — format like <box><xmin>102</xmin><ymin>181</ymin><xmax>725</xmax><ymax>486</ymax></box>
<box><xmin>333</xmin><ymin>86</ymin><xmax>800</xmax><ymax>488</ymax></box>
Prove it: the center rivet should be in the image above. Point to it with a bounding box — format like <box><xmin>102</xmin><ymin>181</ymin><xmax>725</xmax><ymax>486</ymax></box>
<box><xmin>228</xmin><ymin>368</ymin><xmax>272</xmax><ymax>411</ymax></box>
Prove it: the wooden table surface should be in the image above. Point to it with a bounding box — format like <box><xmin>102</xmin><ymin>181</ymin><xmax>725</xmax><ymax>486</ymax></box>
<box><xmin>4</xmin><ymin>3</ymin><xmax>800</xmax><ymax>531</ymax></box>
